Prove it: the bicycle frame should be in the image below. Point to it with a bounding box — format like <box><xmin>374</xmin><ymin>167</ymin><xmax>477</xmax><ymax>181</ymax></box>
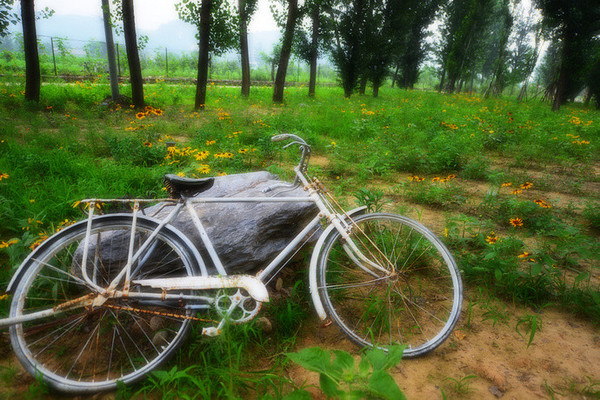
<box><xmin>1</xmin><ymin>136</ymin><xmax>382</xmax><ymax>329</ymax></box>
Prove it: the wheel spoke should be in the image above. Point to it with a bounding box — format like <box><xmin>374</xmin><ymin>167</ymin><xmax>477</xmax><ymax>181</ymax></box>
<box><xmin>319</xmin><ymin>213</ymin><xmax>462</xmax><ymax>357</ymax></box>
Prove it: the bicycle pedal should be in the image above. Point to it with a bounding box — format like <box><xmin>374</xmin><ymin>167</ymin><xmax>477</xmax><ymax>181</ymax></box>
<box><xmin>202</xmin><ymin>327</ymin><xmax>222</xmax><ymax>337</ymax></box>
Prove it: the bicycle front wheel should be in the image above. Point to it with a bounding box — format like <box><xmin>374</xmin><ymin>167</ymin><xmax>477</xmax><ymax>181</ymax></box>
<box><xmin>9</xmin><ymin>215</ymin><xmax>201</xmax><ymax>393</ymax></box>
<box><xmin>318</xmin><ymin>213</ymin><xmax>462</xmax><ymax>357</ymax></box>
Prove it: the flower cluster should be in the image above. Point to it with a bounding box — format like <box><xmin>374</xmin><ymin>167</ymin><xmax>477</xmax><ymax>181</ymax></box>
<box><xmin>0</xmin><ymin>238</ymin><xmax>18</xmax><ymax>249</ymax></box>
<box><xmin>534</xmin><ymin>199</ymin><xmax>551</xmax><ymax>209</ymax></box>
<box><xmin>409</xmin><ymin>174</ymin><xmax>455</xmax><ymax>183</ymax></box>
<box><xmin>214</xmin><ymin>152</ymin><xmax>234</xmax><ymax>159</ymax></box>
<box><xmin>136</xmin><ymin>105</ymin><xmax>164</xmax><ymax>120</ymax></box>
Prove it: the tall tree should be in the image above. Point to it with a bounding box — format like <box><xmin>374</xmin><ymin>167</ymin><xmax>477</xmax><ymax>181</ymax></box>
<box><xmin>328</xmin><ymin>0</ymin><xmax>367</xmax><ymax>97</ymax></box>
<box><xmin>272</xmin><ymin>0</ymin><xmax>299</xmax><ymax>103</ymax></box>
<box><xmin>21</xmin><ymin>0</ymin><xmax>39</xmax><ymax>102</ymax></box>
<box><xmin>509</xmin><ymin>2</ymin><xmax>543</xmax><ymax>101</ymax></box>
<box><xmin>393</xmin><ymin>0</ymin><xmax>443</xmax><ymax>90</ymax></box>
<box><xmin>196</xmin><ymin>0</ymin><xmax>212</xmax><ymax>109</ymax></box>
<box><xmin>177</xmin><ymin>0</ymin><xmax>237</xmax><ymax>109</ymax></box>
<box><xmin>483</xmin><ymin>0</ymin><xmax>512</xmax><ymax>97</ymax></box>
<box><xmin>535</xmin><ymin>0</ymin><xmax>600</xmax><ymax>110</ymax></box>
<box><xmin>0</xmin><ymin>0</ymin><xmax>18</xmax><ymax>38</ymax></box>
<box><xmin>238</xmin><ymin>0</ymin><xmax>257</xmax><ymax>97</ymax></box>
<box><xmin>438</xmin><ymin>0</ymin><xmax>495</xmax><ymax>93</ymax></box>
<box><xmin>102</xmin><ymin>0</ymin><xmax>119</xmax><ymax>101</ymax></box>
<box><xmin>122</xmin><ymin>0</ymin><xmax>144</xmax><ymax>108</ymax></box>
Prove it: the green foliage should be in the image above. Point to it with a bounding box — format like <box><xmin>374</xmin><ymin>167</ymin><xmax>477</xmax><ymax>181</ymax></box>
<box><xmin>286</xmin><ymin>346</ymin><xmax>406</xmax><ymax>400</ymax></box>
<box><xmin>583</xmin><ymin>202</ymin><xmax>600</xmax><ymax>230</ymax></box>
<box><xmin>354</xmin><ymin>188</ymin><xmax>388</xmax><ymax>212</ymax></box>
<box><xmin>441</xmin><ymin>374</ymin><xmax>477</xmax><ymax>396</ymax></box>
<box><xmin>515</xmin><ymin>313</ymin><xmax>543</xmax><ymax>348</ymax></box>
<box><xmin>401</xmin><ymin>178</ymin><xmax>467</xmax><ymax>209</ymax></box>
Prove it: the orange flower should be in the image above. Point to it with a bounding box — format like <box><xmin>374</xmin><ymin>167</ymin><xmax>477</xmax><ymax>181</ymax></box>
<box><xmin>486</xmin><ymin>234</ymin><xmax>498</xmax><ymax>244</ymax></box>
<box><xmin>501</xmin><ymin>182</ymin><xmax>512</xmax><ymax>187</ymax></box>
<box><xmin>510</xmin><ymin>218</ymin><xmax>524</xmax><ymax>227</ymax></box>
<box><xmin>511</xmin><ymin>189</ymin><xmax>522</xmax><ymax>195</ymax></box>
<box><xmin>534</xmin><ymin>199</ymin><xmax>551</xmax><ymax>208</ymax></box>
<box><xmin>520</xmin><ymin>182</ymin><xmax>533</xmax><ymax>190</ymax></box>
<box><xmin>136</xmin><ymin>112</ymin><xmax>145</xmax><ymax>119</ymax></box>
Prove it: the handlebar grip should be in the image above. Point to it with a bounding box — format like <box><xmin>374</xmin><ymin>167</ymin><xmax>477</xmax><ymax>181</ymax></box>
<box><xmin>271</xmin><ymin>134</ymin><xmax>291</xmax><ymax>142</ymax></box>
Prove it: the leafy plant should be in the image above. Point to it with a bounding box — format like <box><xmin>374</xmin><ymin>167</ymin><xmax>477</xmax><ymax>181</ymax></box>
<box><xmin>441</xmin><ymin>374</ymin><xmax>477</xmax><ymax>396</ymax></box>
<box><xmin>515</xmin><ymin>313</ymin><xmax>543</xmax><ymax>348</ymax></box>
<box><xmin>286</xmin><ymin>346</ymin><xmax>406</xmax><ymax>400</ymax></box>
<box><xmin>354</xmin><ymin>188</ymin><xmax>388</xmax><ymax>212</ymax></box>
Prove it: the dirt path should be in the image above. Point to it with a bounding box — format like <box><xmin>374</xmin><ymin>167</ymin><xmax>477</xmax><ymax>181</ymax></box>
<box><xmin>289</xmin><ymin>296</ymin><xmax>600</xmax><ymax>399</ymax></box>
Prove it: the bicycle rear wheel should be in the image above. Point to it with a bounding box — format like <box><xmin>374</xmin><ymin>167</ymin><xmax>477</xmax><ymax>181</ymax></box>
<box><xmin>9</xmin><ymin>215</ymin><xmax>202</xmax><ymax>393</ymax></box>
<box><xmin>318</xmin><ymin>213</ymin><xmax>462</xmax><ymax>357</ymax></box>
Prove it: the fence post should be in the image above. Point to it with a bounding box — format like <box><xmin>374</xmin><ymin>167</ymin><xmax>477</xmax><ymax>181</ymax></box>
<box><xmin>165</xmin><ymin>47</ymin><xmax>168</xmax><ymax>78</ymax></box>
<box><xmin>50</xmin><ymin>36</ymin><xmax>57</xmax><ymax>76</ymax></box>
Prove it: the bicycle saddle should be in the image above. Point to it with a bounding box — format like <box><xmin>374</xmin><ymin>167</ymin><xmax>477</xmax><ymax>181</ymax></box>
<box><xmin>164</xmin><ymin>174</ymin><xmax>215</xmax><ymax>198</ymax></box>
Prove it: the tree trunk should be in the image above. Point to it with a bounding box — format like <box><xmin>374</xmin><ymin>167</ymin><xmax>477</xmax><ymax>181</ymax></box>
<box><xmin>359</xmin><ymin>76</ymin><xmax>367</xmax><ymax>95</ymax></box>
<box><xmin>196</xmin><ymin>0</ymin><xmax>212</xmax><ymax>110</ymax></box>
<box><xmin>438</xmin><ymin>64</ymin><xmax>446</xmax><ymax>93</ymax></box>
<box><xmin>271</xmin><ymin>61</ymin><xmax>275</xmax><ymax>82</ymax></box>
<box><xmin>102</xmin><ymin>0</ymin><xmax>119</xmax><ymax>100</ymax></box>
<box><xmin>583</xmin><ymin>87</ymin><xmax>592</xmax><ymax>106</ymax></box>
<box><xmin>21</xmin><ymin>0</ymin><xmax>40</xmax><ymax>102</ymax></box>
<box><xmin>239</xmin><ymin>0</ymin><xmax>251</xmax><ymax>98</ymax></box>
<box><xmin>272</xmin><ymin>0</ymin><xmax>298</xmax><ymax>103</ymax></box>
<box><xmin>517</xmin><ymin>82</ymin><xmax>527</xmax><ymax>102</ymax></box>
<box><xmin>308</xmin><ymin>4</ymin><xmax>319</xmax><ymax>98</ymax></box>
<box><xmin>122</xmin><ymin>0</ymin><xmax>144</xmax><ymax>108</ymax></box>
<box><xmin>373</xmin><ymin>81</ymin><xmax>380</xmax><ymax>98</ymax></box>
<box><xmin>552</xmin><ymin>33</ymin><xmax>573</xmax><ymax>111</ymax></box>
<box><xmin>391</xmin><ymin>64</ymin><xmax>399</xmax><ymax>88</ymax></box>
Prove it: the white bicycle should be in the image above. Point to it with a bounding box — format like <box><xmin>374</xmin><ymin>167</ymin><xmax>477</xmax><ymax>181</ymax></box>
<box><xmin>0</xmin><ymin>134</ymin><xmax>462</xmax><ymax>393</ymax></box>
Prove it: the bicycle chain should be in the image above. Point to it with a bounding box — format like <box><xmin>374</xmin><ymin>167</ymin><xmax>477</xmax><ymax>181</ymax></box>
<box><xmin>103</xmin><ymin>303</ymin><xmax>217</xmax><ymax>324</ymax></box>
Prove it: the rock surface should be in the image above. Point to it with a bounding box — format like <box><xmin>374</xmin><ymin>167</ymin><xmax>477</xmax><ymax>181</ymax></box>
<box><xmin>144</xmin><ymin>171</ymin><xmax>319</xmax><ymax>273</ymax></box>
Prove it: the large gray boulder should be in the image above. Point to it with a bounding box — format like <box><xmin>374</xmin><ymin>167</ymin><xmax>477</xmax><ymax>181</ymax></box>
<box><xmin>145</xmin><ymin>171</ymin><xmax>319</xmax><ymax>273</ymax></box>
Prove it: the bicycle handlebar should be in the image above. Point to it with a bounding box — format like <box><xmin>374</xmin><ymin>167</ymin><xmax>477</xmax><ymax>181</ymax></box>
<box><xmin>271</xmin><ymin>133</ymin><xmax>308</xmax><ymax>147</ymax></box>
<box><xmin>265</xmin><ymin>133</ymin><xmax>311</xmax><ymax>192</ymax></box>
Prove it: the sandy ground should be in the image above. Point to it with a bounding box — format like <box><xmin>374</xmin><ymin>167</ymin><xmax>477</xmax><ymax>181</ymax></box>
<box><xmin>288</xmin><ymin>295</ymin><xmax>600</xmax><ymax>399</ymax></box>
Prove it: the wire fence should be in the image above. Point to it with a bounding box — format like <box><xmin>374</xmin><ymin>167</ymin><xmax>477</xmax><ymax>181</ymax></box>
<box><xmin>0</xmin><ymin>32</ymin><xmax>337</xmax><ymax>84</ymax></box>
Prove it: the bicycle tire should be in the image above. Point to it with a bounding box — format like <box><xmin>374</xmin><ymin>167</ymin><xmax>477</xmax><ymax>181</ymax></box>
<box><xmin>9</xmin><ymin>214</ymin><xmax>203</xmax><ymax>393</ymax></box>
<box><xmin>318</xmin><ymin>213</ymin><xmax>462</xmax><ymax>357</ymax></box>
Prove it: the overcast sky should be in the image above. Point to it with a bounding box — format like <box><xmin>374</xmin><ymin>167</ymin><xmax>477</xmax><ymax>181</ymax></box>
<box><xmin>34</xmin><ymin>0</ymin><xmax>279</xmax><ymax>32</ymax></box>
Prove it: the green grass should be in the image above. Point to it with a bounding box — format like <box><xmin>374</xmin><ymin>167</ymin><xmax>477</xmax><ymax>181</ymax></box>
<box><xmin>0</xmin><ymin>80</ymin><xmax>599</xmax><ymax>396</ymax></box>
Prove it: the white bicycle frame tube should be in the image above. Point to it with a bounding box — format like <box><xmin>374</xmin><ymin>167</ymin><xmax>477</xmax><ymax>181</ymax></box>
<box><xmin>3</xmin><ymin>158</ymin><xmax>386</xmax><ymax>327</ymax></box>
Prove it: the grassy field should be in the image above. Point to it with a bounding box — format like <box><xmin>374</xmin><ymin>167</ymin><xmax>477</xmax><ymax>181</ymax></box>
<box><xmin>0</xmin><ymin>80</ymin><xmax>599</xmax><ymax>398</ymax></box>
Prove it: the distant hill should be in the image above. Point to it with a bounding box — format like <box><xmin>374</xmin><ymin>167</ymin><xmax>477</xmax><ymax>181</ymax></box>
<box><xmin>7</xmin><ymin>14</ymin><xmax>280</xmax><ymax>62</ymax></box>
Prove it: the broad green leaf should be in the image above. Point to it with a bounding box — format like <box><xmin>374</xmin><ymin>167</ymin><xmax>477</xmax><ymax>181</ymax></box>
<box><xmin>494</xmin><ymin>268</ymin><xmax>502</xmax><ymax>281</ymax></box>
<box><xmin>332</xmin><ymin>350</ymin><xmax>355</xmax><ymax>375</ymax></box>
<box><xmin>368</xmin><ymin>370</ymin><xmax>406</xmax><ymax>400</ymax></box>
<box><xmin>319</xmin><ymin>373</ymin><xmax>340</xmax><ymax>398</ymax></box>
<box><xmin>383</xmin><ymin>345</ymin><xmax>405</xmax><ymax>369</ymax></box>
<box><xmin>365</xmin><ymin>348</ymin><xmax>387</xmax><ymax>371</ymax></box>
<box><xmin>287</xmin><ymin>347</ymin><xmax>332</xmax><ymax>376</ymax></box>
<box><xmin>358</xmin><ymin>357</ymin><xmax>370</xmax><ymax>379</ymax></box>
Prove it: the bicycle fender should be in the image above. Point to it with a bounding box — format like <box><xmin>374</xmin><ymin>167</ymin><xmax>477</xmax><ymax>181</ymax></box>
<box><xmin>6</xmin><ymin>214</ymin><xmax>207</xmax><ymax>294</ymax></box>
<box><xmin>309</xmin><ymin>206</ymin><xmax>367</xmax><ymax>320</ymax></box>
